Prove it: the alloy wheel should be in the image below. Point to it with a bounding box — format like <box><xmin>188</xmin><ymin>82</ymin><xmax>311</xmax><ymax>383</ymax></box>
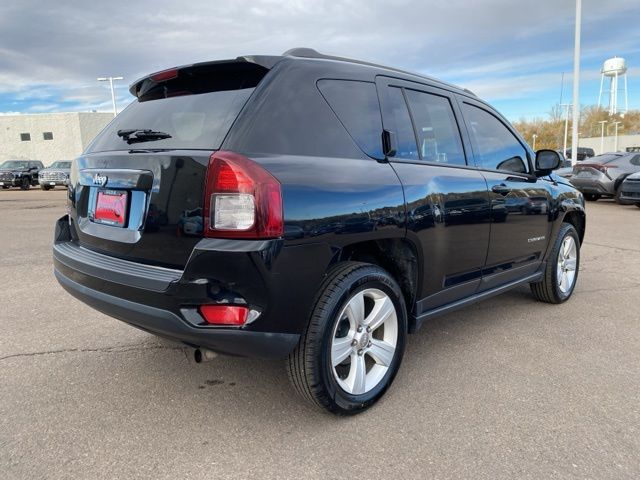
<box><xmin>557</xmin><ymin>235</ymin><xmax>577</xmax><ymax>294</ymax></box>
<box><xmin>330</xmin><ymin>288</ymin><xmax>398</xmax><ymax>395</ymax></box>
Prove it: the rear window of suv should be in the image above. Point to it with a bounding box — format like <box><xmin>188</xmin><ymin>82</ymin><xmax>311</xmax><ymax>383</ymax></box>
<box><xmin>86</xmin><ymin>63</ymin><xmax>267</xmax><ymax>153</ymax></box>
<box><xmin>317</xmin><ymin>80</ymin><xmax>384</xmax><ymax>159</ymax></box>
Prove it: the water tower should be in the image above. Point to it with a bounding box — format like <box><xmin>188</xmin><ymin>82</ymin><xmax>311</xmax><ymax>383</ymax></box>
<box><xmin>598</xmin><ymin>57</ymin><xmax>628</xmax><ymax>115</ymax></box>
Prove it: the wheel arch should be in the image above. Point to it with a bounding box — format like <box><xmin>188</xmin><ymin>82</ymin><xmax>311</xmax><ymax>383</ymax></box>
<box><xmin>561</xmin><ymin>208</ymin><xmax>586</xmax><ymax>244</ymax></box>
<box><xmin>336</xmin><ymin>238</ymin><xmax>420</xmax><ymax>324</ymax></box>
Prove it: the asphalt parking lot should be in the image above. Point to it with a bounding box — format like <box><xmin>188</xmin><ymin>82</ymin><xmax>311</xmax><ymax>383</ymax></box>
<box><xmin>1</xmin><ymin>188</ymin><xmax>639</xmax><ymax>479</ymax></box>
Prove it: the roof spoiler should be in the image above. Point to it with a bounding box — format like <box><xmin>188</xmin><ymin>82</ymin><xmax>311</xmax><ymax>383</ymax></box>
<box><xmin>128</xmin><ymin>55</ymin><xmax>282</xmax><ymax>97</ymax></box>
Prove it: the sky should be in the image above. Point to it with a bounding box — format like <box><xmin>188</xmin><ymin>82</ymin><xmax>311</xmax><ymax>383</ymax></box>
<box><xmin>1</xmin><ymin>0</ymin><xmax>639</xmax><ymax>122</ymax></box>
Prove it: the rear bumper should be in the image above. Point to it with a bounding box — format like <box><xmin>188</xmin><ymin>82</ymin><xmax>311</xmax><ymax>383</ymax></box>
<box><xmin>52</xmin><ymin>215</ymin><xmax>309</xmax><ymax>358</ymax></box>
<box><xmin>570</xmin><ymin>178</ymin><xmax>614</xmax><ymax>195</ymax></box>
<box><xmin>54</xmin><ymin>269</ymin><xmax>299</xmax><ymax>357</ymax></box>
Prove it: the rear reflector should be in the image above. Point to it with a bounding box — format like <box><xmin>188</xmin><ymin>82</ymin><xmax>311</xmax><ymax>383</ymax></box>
<box><xmin>203</xmin><ymin>151</ymin><xmax>283</xmax><ymax>239</ymax></box>
<box><xmin>199</xmin><ymin>305</ymin><xmax>249</xmax><ymax>325</ymax></box>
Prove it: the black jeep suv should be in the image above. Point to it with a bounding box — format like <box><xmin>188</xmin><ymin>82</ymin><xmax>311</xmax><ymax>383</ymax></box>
<box><xmin>53</xmin><ymin>49</ymin><xmax>585</xmax><ymax>414</ymax></box>
<box><xmin>0</xmin><ymin>160</ymin><xmax>44</xmax><ymax>189</ymax></box>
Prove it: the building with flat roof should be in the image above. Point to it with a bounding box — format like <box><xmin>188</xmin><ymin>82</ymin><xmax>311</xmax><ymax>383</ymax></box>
<box><xmin>0</xmin><ymin>112</ymin><xmax>113</xmax><ymax>166</ymax></box>
<box><xmin>579</xmin><ymin>134</ymin><xmax>640</xmax><ymax>156</ymax></box>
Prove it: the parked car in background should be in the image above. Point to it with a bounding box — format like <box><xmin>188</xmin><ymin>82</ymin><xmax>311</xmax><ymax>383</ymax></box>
<box><xmin>619</xmin><ymin>171</ymin><xmax>640</xmax><ymax>208</ymax></box>
<box><xmin>566</xmin><ymin>147</ymin><xmax>595</xmax><ymax>161</ymax></box>
<box><xmin>554</xmin><ymin>166</ymin><xmax>574</xmax><ymax>180</ymax></box>
<box><xmin>553</xmin><ymin>151</ymin><xmax>574</xmax><ymax>180</ymax></box>
<box><xmin>53</xmin><ymin>48</ymin><xmax>585</xmax><ymax>414</ymax></box>
<box><xmin>0</xmin><ymin>160</ymin><xmax>44</xmax><ymax>190</ymax></box>
<box><xmin>38</xmin><ymin>161</ymin><xmax>71</xmax><ymax>190</ymax></box>
<box><xmin>570</xmin><ymin>152</ymin><xmax>640</xmax><ymax>202</ymax></box>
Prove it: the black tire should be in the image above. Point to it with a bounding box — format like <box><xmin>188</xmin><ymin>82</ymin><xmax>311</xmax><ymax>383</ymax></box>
<box><xmin>530</xmin><ymin>223</ymin><xmax>580</xmax><ymax>304</ymax></box>
<box><xmin>20</xmin><ymin>177</ymin><xmax>30</xmax><ymax>190</ymax></box>
<box><xmin>635</xmin><ymin>203</ymin><xmax>640</xmax><ymax>209</ymax></box>
<box><xmin>41</xmin><ymin>185</ymin><xmax>51</xmax><ymax>191</ymax></box>
<box><xmin>287</xmin><ymin>261</ymin><xmax>407</xmax><ymax>415</ymax></box>
<box><xmin>583</xmin><ymin>193</ymin><xmax>600</xmax><ymax>201</ymax></box>
<box><xmin>1</xmin><ymin>186</ymin><xmax>10</xmax><ymax>190</ymax></box>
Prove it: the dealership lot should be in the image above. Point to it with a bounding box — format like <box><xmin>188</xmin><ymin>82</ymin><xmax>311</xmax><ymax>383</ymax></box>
<box><xmin>1</xmin><ymin>189</ymin><xmax>639</xmax><ymax>479</ymax></box>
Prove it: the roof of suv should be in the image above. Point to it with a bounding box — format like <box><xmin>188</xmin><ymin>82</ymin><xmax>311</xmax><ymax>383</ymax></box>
<box><xmin>130</xmin><ymin>48</ymin><xmax>476</xmax><ymax>100</ymax></box>
<box><xmin>281</xmin><ymin>48</ymin><xmax>476</xmax><ymax>96</ymax></box>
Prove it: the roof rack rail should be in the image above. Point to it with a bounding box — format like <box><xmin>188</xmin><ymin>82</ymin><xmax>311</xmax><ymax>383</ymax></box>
<box><xmin>282</xmin><ymin>47</ymin><xmax>476</xmax><ymax>97</ymax></box>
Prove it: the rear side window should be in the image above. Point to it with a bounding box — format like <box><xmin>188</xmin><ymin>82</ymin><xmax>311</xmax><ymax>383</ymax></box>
<box><xmin>462</xmin><ymin>103</ymin><xmax>528</xmax><ymax>173</ymax></box>
<box><xmin>317</xmin><ymin>80</ymin><xmax>384</xmax><ymax>159</ymax></box>
<box><xmin>404</xmin><ymin>89</ymin><xmax>466</xmax><ymax>165</ymax></box>
<box><xmin>86</xmin><ymin>64</ymin><xmax>267</xmax><ymax>153</ymax></box>
<box><xmin>386</xmin><ymin>87</ymin><xmax>419</xmax><ymax>160</ymax></box>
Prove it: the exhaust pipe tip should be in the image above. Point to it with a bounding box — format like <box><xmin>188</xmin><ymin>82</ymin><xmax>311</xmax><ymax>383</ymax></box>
<box><xmin>194</xmin><ymin>348</ymin><xmax>217</xmax><ymax>363</ymax></box>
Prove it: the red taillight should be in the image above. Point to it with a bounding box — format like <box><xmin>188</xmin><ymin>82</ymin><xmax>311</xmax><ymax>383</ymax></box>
<box><xmin>203</xmin><ymin>151</ymin><xmax>284</xmax><ymax>239</ymax></box>
<box><xmin>199</xmin><ymin>305</ymin><xmax>249</xmax><ymax>325</ymax></box>
<box><xmin>576</xmin><ymin>163</ymin><xmax>617</xmax><ymax>172</ymax></box>
<box><xmin>150</xmin><ymin>68</ymin><xmax>179</xmax><ymax>82</ymax></box>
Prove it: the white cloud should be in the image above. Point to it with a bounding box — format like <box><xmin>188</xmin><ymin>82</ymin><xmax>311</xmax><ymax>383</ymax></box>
<box><xmin>0</xmin><ymin>0</ymin><xmax>639</xmax><ymax>113</ymax></box>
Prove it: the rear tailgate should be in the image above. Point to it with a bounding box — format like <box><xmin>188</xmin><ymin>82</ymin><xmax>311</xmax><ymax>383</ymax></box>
<box><xmin>70</xmin><ymin>150</ymin><xmax>211</xmax><ymax>268</ymax></box>
<box><xmin>67</xmin><ymin>59</ymin><xmax>271</xmax><ymax>269</ymax></box>
<box><xmin>572</xmin><ymin>163</ymin><xmax>607</xmax><ymax>180</ymax></box>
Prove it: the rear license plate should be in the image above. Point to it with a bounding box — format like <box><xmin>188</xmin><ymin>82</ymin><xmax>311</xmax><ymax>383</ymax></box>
<box><xmin>94</xmin><ymin>190</ymin><xmax>128</xmax><ymax>227</ymax></box>
<box><xmin>576</xmin><ymin>171</ymin><xmax>592</xmax><ymax>177</ymax></box>
<box><xmin>49</xmin><ymin>182</ymin><xmax>56</xmax><ymax>185</ymax></box>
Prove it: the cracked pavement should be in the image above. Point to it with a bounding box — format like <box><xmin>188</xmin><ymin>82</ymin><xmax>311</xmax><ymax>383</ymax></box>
<box><xmin>1</xmin><ymin>189</ymin><xmax>639</xmax><ymax>479</ymax></box>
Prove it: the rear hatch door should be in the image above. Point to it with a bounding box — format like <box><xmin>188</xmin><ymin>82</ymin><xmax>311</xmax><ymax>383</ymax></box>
<box><xmin>68</xmin><ymin>60</ymin><xmax>270</xmax><ymax>268</ymax></box>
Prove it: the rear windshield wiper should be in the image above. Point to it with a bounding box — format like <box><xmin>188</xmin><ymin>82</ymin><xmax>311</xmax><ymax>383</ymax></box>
<box><xmin>117</xmin><ymin>129</ymin><xmax>172</xmax><ymax>144</ymax></box>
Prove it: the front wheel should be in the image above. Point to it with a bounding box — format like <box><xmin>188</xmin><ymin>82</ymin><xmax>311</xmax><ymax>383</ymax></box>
<box><xmin>41</xmin><ymin>185</ymin><xmax>51</xmax><ymax>191</ymax></box>
<box><xmin>287</xmin><ymin>262</ymin><xmax>407</xmax><ymax>415</ymax></box>
<box><xmin>20</xmin><ymin>177</ymin><xmax>30</xmax><ymax>190</ymax></box>
<box><xmin>583</xmin><ymin>193</ymin><xmax>600</xmax><ymax>201</ymax></box>
<box><xmin>530</xmin><ymin>223</ymin><xmax>580</xmax><ymax>303</ymax></box>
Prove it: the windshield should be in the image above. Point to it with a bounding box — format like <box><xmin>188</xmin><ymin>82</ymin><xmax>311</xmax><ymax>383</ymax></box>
<box><xmin>50</xmin><ymin>161</ymin><xmax>71</xmax><ymax>169</ymax></box>
<box><xmin>0</xmin><ymin>161</ymin><xmax>29</xmax><ymax>169</ymax></box>
<box><xmin>87</xmin><ymin>89</ymin><xmax>255</xmax><ymax>152</ymax></box>
<box><xmin>86</xmin><ymin>63</ymin><xmax>268</xmax><ymax>153</ymax></box>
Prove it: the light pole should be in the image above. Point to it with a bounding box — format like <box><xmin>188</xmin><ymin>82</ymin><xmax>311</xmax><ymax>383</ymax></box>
<box><xmin>532</xmin><ymin>134</ymin><xmax>538</xmax><ymax>151</ymax></box>
<box><xmin>561</xmin><ymin>103</ymin><xmax>571</xmax><ymax>157</ymax></box>
<box><xmin>97</xmin><ymin>76</ymin><xmax>124</xmax><ymax>116</ymax></box>
<box><xmin>598</xmin><ymin>120</ymin><xmax>607</xmax><ymax>154</ymax></box>
<box><xmin>570</xmin><ymin>0</ymin><xmax>582</xmax><ymax>166</ymax></box>
<box><xmin>612</xmin><ymin>121</ymin><xmax>622</xmax><ymax>152</ymax></box>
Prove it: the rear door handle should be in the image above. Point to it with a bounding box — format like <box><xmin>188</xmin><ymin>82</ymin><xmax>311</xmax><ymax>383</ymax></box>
<box><xmin>491</xmin><ymin>184</ymin><xmax>511</xmax><ymax>195</ymax></box>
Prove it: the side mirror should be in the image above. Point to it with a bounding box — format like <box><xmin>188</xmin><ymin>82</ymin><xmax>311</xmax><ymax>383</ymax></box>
<box><xmin>535</xmin><ymin>149</ymin><xmax>561</xmax><ymax>175</ymax></box>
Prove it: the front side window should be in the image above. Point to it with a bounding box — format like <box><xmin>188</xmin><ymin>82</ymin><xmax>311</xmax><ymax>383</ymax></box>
<box><xmin>404</xmin><ymin>89</ymin><xmax>466</xmax><ymax>166</ymax></box>
<box><xmin>462</xmin><ymin>103</ymin><xmax>528</xmax><ymax>173</ymax></box>
<box><xmin>317</xmin><ymin>80</ymin><xmax>384</xmax><ymax>159</ymax></box>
